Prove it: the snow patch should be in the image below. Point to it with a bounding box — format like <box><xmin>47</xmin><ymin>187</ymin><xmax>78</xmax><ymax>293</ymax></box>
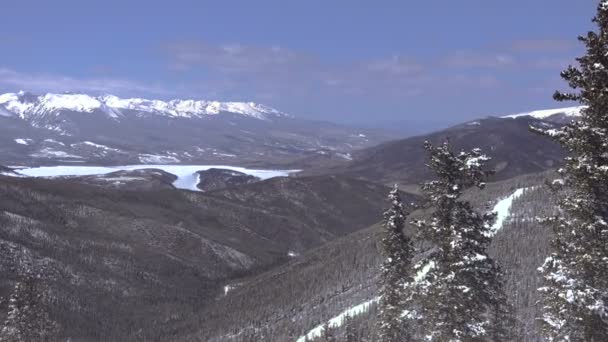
<box><xmin>138</xmin><ymin>154</ymin><xmax>181</xmax><ymax>164</ymax></box>
<box><xmin>14</xmin><ymin>138</ymin><xmax>32</xmax><ymax>145</ymax></box>
<box><xmin>223</xmin><ymin>285</ymin><xmax>237</xmax><ymax>296</ymax></box>
<box><xmin>502</xmin><ymin>106</ymin><xmax>585</xmax><ymax>120</ymax></box>
<box><xmin>43</xmin><ymin>139</ymin><xmax>65</xmax><ymax>146</ymax></box>
<box><xmin>71</xmin><ymin>141</ymin><xmax>123</xmax><ymax>154</ymax></box>
<box><xmin>296</xmin><ymin>298</ymin><xmax>379</xmax><ymax>342</ymax></box>
<box><xmin>414</xmin><ymin>261</ymin><xmax>435</xmax><ymax>283</ymax></box>
<box><xmin>30</xmin><ymin>149</ymin><xmax>82</xmax><ymax>159</ymax></box>
<box><xmin>490</xmin><ymin>188</ymin><xmax>528</xmax><ymax>234</ymax></box>
<box><xmin>212</xmin><ymin>152</ymin><xmax>237</xmax><ymax>158</ymax></box>
<box><xmin>337</xmin><ymin>153</ymin><xmax>353</xmax><ymax>161</ymax></box>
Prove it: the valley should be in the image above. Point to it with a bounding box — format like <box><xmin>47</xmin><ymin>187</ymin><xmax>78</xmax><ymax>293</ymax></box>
<box><xmin>0</xmin><ymin>99</ymin><xmax>584</xmax><ymax>341</ymax></box>
<box><xmin>4</xmin><ymin>2</ymin><xmax>607</xmax><ymax>341</ymax></box>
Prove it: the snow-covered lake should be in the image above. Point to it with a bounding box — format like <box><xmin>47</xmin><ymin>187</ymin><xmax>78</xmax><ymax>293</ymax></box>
<box><xmin>14</xmin><ymin>165</ymin><xmax>297</xmax><ymax>191</ymax></box>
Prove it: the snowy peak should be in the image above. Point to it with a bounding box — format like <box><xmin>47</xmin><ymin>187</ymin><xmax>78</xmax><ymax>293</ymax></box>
<box><xmin>0</xmin><ymin>92</ymin><xmax>288</xmax><ymax>120</ymax></box>
<box><xmin>501</xmin><ymin>106</ymin><xmax>585</xmax><ymax>120</ymax></box>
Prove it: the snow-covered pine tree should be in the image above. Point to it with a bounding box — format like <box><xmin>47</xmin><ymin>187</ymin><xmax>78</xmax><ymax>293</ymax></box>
<box><xmin>376</xmin><ymin>186</ymin><xmax>414</xmax><ymax>342</ymax></box>
<box><xmin>412</xmin><ymin>141</ymin><xmax>506</xmax><ymax>341</ymax></box>
<box><xmin>533</xmin><ymin>1</ymin><xmax>608</xmax><ymax>340</ymax></box>
<box><xmin>0</xmin><ymin>274</ymin><xmax>57</xmax><ymax>342</ymax></box>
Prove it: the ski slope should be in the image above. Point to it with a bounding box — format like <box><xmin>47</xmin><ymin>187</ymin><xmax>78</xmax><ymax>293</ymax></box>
<box><xmin>295</xmin><ymin>188</ymin><xmax>531</xmax><ymax>341</ymax></box>
<box><xmin>490</xmin><ymin>187</ymin><xmax>528</xmax><ymax>235</ymax></box>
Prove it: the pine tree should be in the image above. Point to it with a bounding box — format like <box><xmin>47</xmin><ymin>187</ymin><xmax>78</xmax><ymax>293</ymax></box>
<box><xmin>412</xmin><ymin>141</ymin><xmax>506</xmax><ymax>341</ymax></box>
<box><xmin>533</xmin><ymin>1</ymin><xmax>608</xmax><ymax>340</ymax></box>
<box><xmin>345</xmin><ymin>315</ymin><xmax>358</xmax><ymax>342</ymax></box>
<box><xmin>489</xmin><ymin>289</ymin><xmax>519</xmax><ymax>342</ymax></box>
<box><xmin>0</xmin><ymin>274</ymin><xmax>57</xmax><ymax>342</ymax></box>
<box><xmin>376</xmin><ymin>186</ymin><xmax>414</xmax><ymax>342</ymax></box>
<box><xmin>322</xmin><ymin>321</ymin><xmax>337</xmax><ymax>342</ymax></box>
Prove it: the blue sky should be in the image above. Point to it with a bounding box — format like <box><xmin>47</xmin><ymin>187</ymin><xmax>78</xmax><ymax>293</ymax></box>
<box><xmin>0</xmin><ymin>0</ymin><xmax>597</xmax><ymax>127</ymax></box>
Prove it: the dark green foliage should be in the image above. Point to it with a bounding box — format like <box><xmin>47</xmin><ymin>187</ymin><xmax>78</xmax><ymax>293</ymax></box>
<box><xmin>412</xmin><ymin>141</ymin><xmax>508</xmax><ymax>341</ymax></box>
<box><xmin>376</xmin><ymin>187</ymin><xmax>414</xmax><ymax>342</ymax></box>
<box><xmin>534</xmin><ymin>2</ymin><xmax>608</xmax><ymax>340</ymax></box>
<box><xmin>322</xmin><ymin>321</ymin><xmax>337</xmax><ymax>342</ymax></box>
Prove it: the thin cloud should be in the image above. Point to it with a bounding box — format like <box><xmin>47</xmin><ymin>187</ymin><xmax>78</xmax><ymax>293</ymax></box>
<box><xmin>366</xmin><ymin>55</ymin><xmax>425</xmax><ymax>75</ymax></box>
<box><xmin>164</xmin><ymin>41</ymin><xmax>434</xmax><ymax>98</ymax></box>
<box><xmin>510</xmin><ymin>39</ymin><xmax>578</xmax><ymax>52</ymax></box>
<box><xmin>164</xmin><ymin>41</ymin><xmax>320</xmax><ymax>75</ymax></box>
<box><xmin>0</xmin><ymin>68</ymin><xmax>173</xmax><ymax>97</ymax></box>
<box><xmin>442</xmin><ymin>51</ymin><xmax>515</xmax><ymax>68</ymax></box>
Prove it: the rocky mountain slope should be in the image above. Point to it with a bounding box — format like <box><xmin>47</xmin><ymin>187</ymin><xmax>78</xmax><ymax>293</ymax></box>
<box><xmin>301</xmin><ymin>115</ymin><xmax>568</xmax><ymax>186</ymax></box>
<box><xmin>0</xmin><ymin>92</ymin><xmax>396</xmax><ymax>167</ymax></box>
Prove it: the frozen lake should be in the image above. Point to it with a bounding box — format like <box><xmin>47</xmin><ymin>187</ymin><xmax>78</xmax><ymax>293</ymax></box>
<box><xmin>14</xmin><ymin>165</ymin><xmax>297</xmax><ymax>191</ymax></box>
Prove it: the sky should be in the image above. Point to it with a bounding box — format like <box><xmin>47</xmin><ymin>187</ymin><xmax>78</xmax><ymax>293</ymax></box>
<box><xmin>0</xmin><ymin>0</ymin><xmax>598</xmax><ymax>129</ymax></box>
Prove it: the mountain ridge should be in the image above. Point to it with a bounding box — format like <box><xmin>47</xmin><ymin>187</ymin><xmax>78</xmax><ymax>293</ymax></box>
<box><xmin>0</xmin><ymin>91</ymin><xmax>287</xmax><ymax>121</ymax></box>
<box><xmin>0</xmin><ymin>91</ymin><xmax>396</xmax><ymax>167</ymax></box>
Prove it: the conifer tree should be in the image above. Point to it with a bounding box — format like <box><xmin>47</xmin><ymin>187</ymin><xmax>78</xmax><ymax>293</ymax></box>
<box><xmin>534</xmin><ymin>1</ymin><xmax>608</xmax><ymax>340</ymax></box>
<box><xmin>376</xmin><ymin>186</ymin><xmax>414</xmax><ymax>342</ymax></box>
<box><xmin>0</xmin><ymin>274</ymin><xmax>57</xmax><ymax>342</ymax></box>
<box><xmin>322</xmin><ymin>321</ymin><xmax>337</xmax><ymax>342</ymax></box>
<box><xmin>345</xmin><ymin>315</ymin><xmax>358</xmax><ymax>342</ymax></box>
<box><xmin>412</xmin><ymin>141</ymin><xmax>506</xmax><ymax>341</ymax></box>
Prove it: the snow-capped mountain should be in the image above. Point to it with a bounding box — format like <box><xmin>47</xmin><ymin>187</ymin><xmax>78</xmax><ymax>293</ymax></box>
<box><xmin>0</xmin><ymin>91</ymin><xmax>287</xmax><ymax>121</ymax></box>
<box><xmin>501</xmin><ymin>105</ymin><xmax>585</xmax><ymax>121</ymax></box>
<box><xmin>0</xmin><ymin>91</ymin><xmax>395</xmax><ymax>166</ymax></box>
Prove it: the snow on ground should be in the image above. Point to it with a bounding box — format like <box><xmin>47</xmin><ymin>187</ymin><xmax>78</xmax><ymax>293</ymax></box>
<box><xmin>14</xmin><ymin>138</ymin><xmax>32</xmax><ymax>145</ymax></box>
<box><xmin>490</xmin><ymin>187</ymin><xmax>528</xmax><ymax>235</ymax></box>
<box><xmin>224</xmin><ymin>285</ymin><xmax>236</xmax><ymax>296</ymax></box>
<box><xmin>295</xmin><ymin>259</ymin><xmax>436</xmax><ymax>341</ymax></box>
<box><xmin>501</xmin><ymin>106</ymin><xmax>584</xmax><ymax>119</ymax></box>
<box><xmin>414</xmin><ymin>261</ymin><xmax>436</xmax><ymax>283</ymax></box>
<box><xmin>138</xmin><ymin>154</ymin><xmax>181</xmax><ymax>163</ymax></box>
<box><xmin>296</xmin><ymin>298</ymin><xmax>379</xmax><ymax>342</ymax></box>
<box><xmin>43</xmin><ymin>139</ymin><xmax>66</xmax><ymax>146</ymax></box>
<box><xmin>212</xmin><ymin>152</ymin><xmax>237</xmax><ymax>158</ymax></box>
<box><xmin>71</xmin><ymin>141</ymin><xmax>123</xmax><ymax>153</ymax></box>
<box><xmin>14</xmin><ymin>165</ymin><xmax>297</xmax><ymax>191</ymax></box>
<box><xmin>337</xmin><ymin>153</ymin><xmax>353</xmax><ymax>161</ymax></box>
<box><xmin>294</xmin><ymin>188</ymin><xmax>533</xmax><ymax>342</ymax></box>
<box><xmin>30</xmin><ymin>149</ymin><xmax>82</xmax><ymax>159</ymax></box>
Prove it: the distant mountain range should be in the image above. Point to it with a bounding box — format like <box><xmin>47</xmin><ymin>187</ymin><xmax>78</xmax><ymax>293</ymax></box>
<box><xmin>0</xmin><ymin>91</ymin><xmax>397</xmax><ymax>167</ymax></box>
<box><xmin>300</xmin><ymin>106</ymin><xmax>582</xmax><ymax>185</ymax></box>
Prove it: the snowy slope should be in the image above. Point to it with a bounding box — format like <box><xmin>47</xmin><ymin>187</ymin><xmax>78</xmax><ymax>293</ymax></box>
<box><xmin>294</xmin><ymin>188</ymin><xmax>534</xmax><ymax>342</ymax></box>
<box><xmin>501</xmin><ymin>106</ymin><xmax>585</xmax><ymax>120</ymax></box>
<box><xmin>296</xmin><ymin>298</ymin><xmax>379</xmax><ymax>342</ymax></box>
<box><xmin>295</xmin><ymin>258</ymin><xmax>438</xmax><ymax>342</ymax></box>
<box><xmin>14</xmin><ymin>165</ymin><xmax>296</xmax><ymax>191</ymax></box>
<box><xmin>490</xmin><ymin>187</ymin><xmax>529</xmax><ymax>234</ymax></box>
